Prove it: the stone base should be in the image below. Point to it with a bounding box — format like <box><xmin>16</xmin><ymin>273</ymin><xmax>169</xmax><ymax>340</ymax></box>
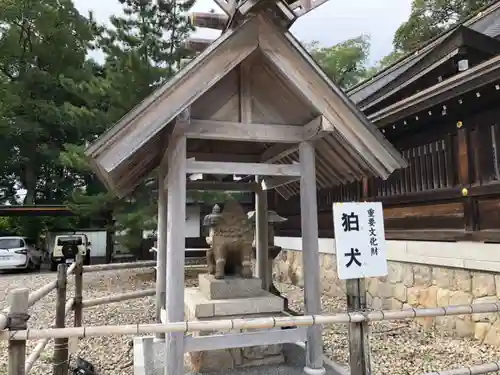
<box><xmin>133</xmin><ymin>337</ymin><xmax>346</xmax><ymax>375</ymax></box>
<box><xmin>199</xmin><ymin>274</ymin><xmax>264</xmax><ymax>300</ymax></box>
<box><xmin>185</xmin><ymin>287</ymin><xmax>284</xmax><ymax>319</ymax></box>
<box><xmin>184</xmin><ymin>286</ymin><xmax>286</xmax><ymax>373</ymax></box>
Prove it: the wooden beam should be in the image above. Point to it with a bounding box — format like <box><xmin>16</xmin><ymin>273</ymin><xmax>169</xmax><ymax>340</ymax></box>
<box><xmin>258</xmin><ymin>16</ymin><xmax>405</xmax><ymax>177</ymax></box>
<box><xmin>259</xmin><ymin>116</ymin><xmax>332</xmax><ymax>163</ymax></box>
<box><xmin>94</xmin><ymin>18</ymin><xmax>259</xmax><ymax>173</ymax></box>
<box><xmin>299</xmin><ymin>141</ymin><xmax>324</xmax><ymax>373</ymax></box>
<box><xmin>187</xmin><ymin>181</ymin><xmax>258</xmax><ymax>191</ymax></box>
<box><xmin>261</xmin><ymin>176</ymin><xmax>300</xmax><ymax>190</ymax></box>
<box><xmin>303</xmin><ymin>116</ymin><xmax>334</xmax><ymax>140</ymax></box>
<box><xmin>165</xmin><ymin>118</ymin><xmax>187</xmax><ymax>374</ymax></box>
<box><xmin>213</xmin><ymin>0</ymin><xmax>233</xmax><ymax>15</ymax></box>
<box><xmin>184</xmin><ymin>327</ymin><xmax>307</xmax><ymax>352</ymax></box>
<box><xmin>187</xmin><ymin>152</ymin><xmax>260</xmax><ymax>162</ymax></box>
<box><xmin>186</xmin><ymin>160</ymin><xmax>301</xmax><ymax>176</ymax></box>
<box><xmin>260</xmin><ymin>143</ymin><xmax>298</xmax><ymax>163</ymax></box>
<box><xmin>188</xmin><ymin>12</ymin><xmax>228</xmax><ymax>30</ymax></box>
<box><xmin>291</xmin><ymin>0</ymin><xmax>329</xmax><ymax>16</ymax></box>
<box><xmin>255</xmin><ymin>177</ymin><xmax>269</xmax><ymax>290</ymax></box>
<box><xmin>239</xmin><ymin>58</ymin><xmax>253</xmax><ymax>123</ymax></box>
<box><xmin>184</xmin><ymin>37</ymin><xmax>214</xmax><ymax>53</ymax></box>
<box><xmin>155</xmin><ymin>158</ymin><xmax>168</xmax><ymax>341</ymax></box>
<box><xmin>185</xmin><ymin>120</ymin><xmax>305</xmax><ymax>143</ymax></box>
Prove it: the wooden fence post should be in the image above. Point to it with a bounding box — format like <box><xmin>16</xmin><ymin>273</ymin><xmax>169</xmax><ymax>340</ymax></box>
<box><xmin>53</xmin><ymin>263</ymin><xmax>69</xmax><ymax>375</ymax></box>
<box><xmin>346</xmin><ymin>278</ymin><xmax>371</xmax><ymax>375</ymax></box>
<box><xmin>8</xmin><ymin>288</ymin><xmax>29</xmax><ymax>375</ymax></box>
<box><xmin>74</xmin><ymin>253</ymin><xmax>83</xmax><ymax>328</ymax></box>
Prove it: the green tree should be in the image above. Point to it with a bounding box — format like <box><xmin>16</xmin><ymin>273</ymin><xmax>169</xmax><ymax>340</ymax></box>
<box><xmin>307</xmin><ymin>35</ymin><xmax>372</xmax><ymax>89</ymax></box>
<box><xmin>394</xmin><ymin>0</ymin><xmax>494</xmax><ymax>52</ymax></box>
<box><xmin>0</xmin><ymin>0</ymin><xmax>101</xmax><ymax>206</ymax></box>
<box><xmin>60</xmin><ymin>0</ymin><xmax>196</xmax><ymax>256</ymax></box>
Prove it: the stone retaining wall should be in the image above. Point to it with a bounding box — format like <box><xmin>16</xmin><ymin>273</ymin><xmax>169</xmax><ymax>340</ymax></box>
<box><xmin>272</xmin><ymin>249</ymin><xmax>500</xmax><ymax>346</ymax></box>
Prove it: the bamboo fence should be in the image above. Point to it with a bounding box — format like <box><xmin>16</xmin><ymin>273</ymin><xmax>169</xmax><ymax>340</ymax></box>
<box><xmin>3</xmin><ymin>256</ymin><xmax>500</xmax><ymax>375</ymax></box>
<box><xmin>1</xmin><ymin>254</ymin><xmax>177</xmax><ymax>375</ymax></box>
<box><xmin>2</xmin><ymin>301</ymin><xmax>500</xmax><ymax>341</ymax></box>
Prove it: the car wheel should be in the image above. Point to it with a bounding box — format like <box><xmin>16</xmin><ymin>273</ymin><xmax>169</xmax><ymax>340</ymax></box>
<box><xmin>84</xmin><ymin>252</ymin><xmax>91</xmax><ymax>266</ymax></box>
<box><xmin>50</xmin><ymin>258</ymin><xmax>58</xmax><ymax>272</ymax></box>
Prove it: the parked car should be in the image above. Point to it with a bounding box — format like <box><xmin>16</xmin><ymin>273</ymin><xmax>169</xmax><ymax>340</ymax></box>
<box><xmin>50</xmin><ymin>233</ymin><xmax>91</xmax><ymax>271</ymax></box>
<box><xmin>0</xmin><ymin>236</ymin><xmax>43</xmax><ymax>272</ymax></box>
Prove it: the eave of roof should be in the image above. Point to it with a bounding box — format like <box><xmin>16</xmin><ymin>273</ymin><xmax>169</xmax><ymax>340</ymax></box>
<box><xmin>86</xmin><ymin>13</ymin><xmax>407</xmax><ymax>199</ymax></box>
<box><xmin>368</xmin><ymin>53</ymin><xmax>500</xmax><ymax>126</ymax></box>
<box><xmin>347</xmin><ymin>0</ymin><xmax>500</xmax><ymax>105</ymax></box>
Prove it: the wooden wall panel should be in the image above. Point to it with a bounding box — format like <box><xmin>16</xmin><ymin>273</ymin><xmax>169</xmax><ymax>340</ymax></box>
<box><xmin>478</xmin><ymin>198</ymin><xmax>500</xmax><ymax>229</ymax></box>
<box><xmin>384</xmin><ymin>202</ymin><xmax>464</xmax><ymax>230</ymax></box>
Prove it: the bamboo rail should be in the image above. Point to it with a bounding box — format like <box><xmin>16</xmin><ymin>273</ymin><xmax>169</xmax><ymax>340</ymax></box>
<box><xmin>425</xmin><ymin>361</ymin><xmax>500</xmax><ymax>375</ymax></box>
<box><xmin>82</xmin><ymin>289</ymin><xmax>155</xmax><ymax>308</ymax></box>
<box><xmin>82</xmin><ymin>260</ymin><xmax>156</xmax><ymax>273</ymax></box>
<box><xmin>0</xmin><ymin>306</ymin><xmax>9</xmax><ymax>331</ymax></box>
<box><xmin>25</xmin><ymin>298</ymin><xmax>75</xmax><ymax>373</ymax></box>
<box><xmin>2</xmin><ymin>302</ymin><xmax>500</xmax><ymax>341</ymax></box>
<box><xmin>1</xmin><ymin>257</ymin><xmax>166</xmax><ymax>374</ymax></box>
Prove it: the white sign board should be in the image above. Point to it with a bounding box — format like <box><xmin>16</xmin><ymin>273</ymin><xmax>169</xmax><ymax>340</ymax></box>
<box><xmin>333</xmin><ymin>202</ymin><xmax>387</xmax><ymax>280</ymax></box>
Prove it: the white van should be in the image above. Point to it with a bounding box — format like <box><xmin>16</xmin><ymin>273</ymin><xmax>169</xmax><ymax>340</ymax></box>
<box><xmin>50</xmin><ymin>233</ymin><xmax>91</xmax><ymax>271</ymax></box>
<box><xmin>0</xmin><ymin>236</ymin><xmax>42</xmax><ymax>272</ymax></box>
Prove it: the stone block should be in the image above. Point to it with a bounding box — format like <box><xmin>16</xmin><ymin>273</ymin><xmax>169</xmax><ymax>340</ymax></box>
<box><xmin>185</xmin><ymin>287</ymin><xmax>284</xmax><ymax>319</ymax></box>
<box><xmin>433</xmin><ymin>268</ymin><xmax>453</xmax><ymax>289</ymax></box>
<box><xmin>198</xmin><ymin>273</ymin><xmax>264</xmax><ymax>300</ymax></box>
<box><xmin>472</xmin><ymin>273</ymin><xmax>496</xmax><ymax>297</ymax></box>
<box><xmin>456</xmin><ymin>317</ymin><xmax>474</xmax><ymax>337</ymax></box>
<box><xmin>413</xmin><ymin>265</ymin><xmax>432</xmax><ymax>287</ymax></box>
<box><xmin>474</xmin><ymin>322</ymin><xmax>491</xmax><ymax>342</ymax></box>
<box><xmin>183</xmin><ymin>287</ymin><xmax>286</xmax><ymax>373</ymax></box>
<box><xmin>472</xmin><ymin>296</ymin><xmax>499</xmax><ymax>323</ymax></box>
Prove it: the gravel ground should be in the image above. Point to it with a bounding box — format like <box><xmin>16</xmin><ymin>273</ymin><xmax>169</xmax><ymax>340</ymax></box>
<box><xmin>277</xmin><ymin>282</ymin><xmax>500</xmax><ymax>375</ymax></box>
<box><xmin>2</xmin><ymin>270</ymin><xmax>500</xmax><ymax>375</ymax></box>
<box><xmin>0</xmin><ymin>268</ymin><xmax>199</xmax><ymax>375</ymax></box>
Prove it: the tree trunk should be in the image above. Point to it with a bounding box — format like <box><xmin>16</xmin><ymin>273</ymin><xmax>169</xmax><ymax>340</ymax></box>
<box><xmin>23</xmin><ymin>165</ymin><xmax>37</xmax><ymax>205</ymax></box>
<box><xmin>105</xmin><ymin>212</ymin><xmax>115</xmax><ymax>264</ymax></box>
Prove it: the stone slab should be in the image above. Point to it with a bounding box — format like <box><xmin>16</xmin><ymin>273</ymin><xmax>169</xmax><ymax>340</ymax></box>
<box><xmin>185</xmin><ymin>287</ymin><xmax>284</xmax><ymax>319</ymax></box>
<box><xmin>199</xmin><ymin>274</ymin><xmax>264</xmax><ymax>300</ymax></box>
<box><xmin>133</xmin><ymin>336</ymin><xmax>346</xmax><ymax>375</ymax></box>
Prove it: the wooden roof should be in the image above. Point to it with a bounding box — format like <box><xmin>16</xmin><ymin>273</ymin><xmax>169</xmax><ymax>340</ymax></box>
<box><xmin>348</xmin><ymin>0</ymin><xmax>500</xmax><ymax>107</ymax></box>
<box><xmin>368</xmin><ymin>53</ymin><xmax>500</xmax><ymax>127</ymax></box>
<box><xmin>86</xmin><ymin>13</ymin><xmax>406</xmax><ymax>199</ymax></box>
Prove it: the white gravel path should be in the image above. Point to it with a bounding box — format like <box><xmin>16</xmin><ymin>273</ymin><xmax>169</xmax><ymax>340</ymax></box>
<box><xmin>1</xmin><ymin>270</ymin><xmax>500</xmax><ymax>375</ymax></box>
<box><xmin>278</xmin><ymin>283</ymin><xmax>500</xmax><ymax>375</ymax></box>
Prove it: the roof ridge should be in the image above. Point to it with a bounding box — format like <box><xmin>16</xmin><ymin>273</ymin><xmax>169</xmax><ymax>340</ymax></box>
<box><xmin>347</xmin><ymin>0</ymin><xmax>500</xmax><ymax>95</ymax></box>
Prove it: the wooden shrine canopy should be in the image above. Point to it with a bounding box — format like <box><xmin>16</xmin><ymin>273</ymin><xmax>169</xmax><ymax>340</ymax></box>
<box><xmin>85</xmin><ymin>5</ymin><xmax>407</xmax><ymax>199</ymax></box>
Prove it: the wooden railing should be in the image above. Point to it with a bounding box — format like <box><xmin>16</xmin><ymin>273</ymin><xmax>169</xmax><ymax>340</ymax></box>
<box><xmin>0</xmin><ymin>257</ymin><xmax>206</xmax><ymax>375</ymax></box>
<box><xmin>2</xmin><ymin>292</ymin><xmax>500</xmax><ymax>375</ymax></box>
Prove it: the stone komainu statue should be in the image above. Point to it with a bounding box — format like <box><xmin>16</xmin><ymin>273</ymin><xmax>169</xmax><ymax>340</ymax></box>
<box><xmin>203</xmin><ymin>200</ymin><xmax>253</xmax><ymax>280</ymax></box>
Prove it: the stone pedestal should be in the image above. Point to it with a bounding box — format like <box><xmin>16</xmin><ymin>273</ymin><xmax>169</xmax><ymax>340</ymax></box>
<box><xmin>184</xmin><ymin>274</ymin><xmax>286</xmax><ymax>373</ymax></box>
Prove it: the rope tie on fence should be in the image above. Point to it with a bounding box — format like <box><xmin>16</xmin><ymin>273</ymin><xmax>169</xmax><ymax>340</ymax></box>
<box><xmin>7</xmin><ymin>312</ymin><xmax>29</xmax><ymax>330</ymax></box>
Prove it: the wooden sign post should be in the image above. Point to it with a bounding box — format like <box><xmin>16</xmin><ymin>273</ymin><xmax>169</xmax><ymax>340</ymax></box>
<box><xmin>333</xmin><ymin>202</ymin><xmax>388</xmax><ymax>375</ymax></box>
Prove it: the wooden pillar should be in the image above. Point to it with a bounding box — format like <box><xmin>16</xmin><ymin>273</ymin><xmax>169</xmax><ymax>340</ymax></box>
<box><xmin>74</xmin><ymin>253</ymin><xmax>83</xmax><ymax>328</ymax></box>
<box><xmin>165</xmin><ymin>118</ymin><xmax>188</xmax><ymax>375</ymax></box>
<box><xmin>299</xmin><ymin>141</ymin><xmax>325</xmax><ymax>374</ymax></box>
<box><xmin>8</xmin><ymin>288</ymin><xmax>29</xmax><ymax>375</ymax></box>
<box><xmin>346</xmin><ymin>279</ymin><xmax>371</xmax><ymax>375</ymax></box>
<box><xmin>456</xmin><ymin>123</ymin><xmax>478</xmax><ymax>231</ymax></box>
<box><xmin>255</xmin><ymin>177</ymin><xmax>269</xmax><ymax>290</ymax></box>
<box><xmin>53</xmin><ymin>264</ymin><xmax>69</xmax><ymax>375</ymax></box>
<box><xmin>155</xmin><ymin>164</ymin><xmax>168</xmax><ymax>341</ymax></box>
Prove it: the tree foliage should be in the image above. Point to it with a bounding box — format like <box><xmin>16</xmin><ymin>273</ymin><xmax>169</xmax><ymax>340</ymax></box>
<box><xmin>307</xmin><ymin>35</ymin><xmax>371</xmax><ymax>89</ymax></box>
<box><xmin>394</xmin><ymin>0</ymin><xmax>494</xmax><ymax>52</ymax></box>
<box><xmin>0</xmin><ymin>0</ymin><xmax>493</xmax><ymax>246</ymax></box>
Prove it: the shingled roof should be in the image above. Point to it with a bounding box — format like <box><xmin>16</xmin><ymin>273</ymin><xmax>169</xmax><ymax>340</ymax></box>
<box><xmin>86</xmin><ymin>13</ymin><xmax>406</xmax><ymax>199</ymax></box>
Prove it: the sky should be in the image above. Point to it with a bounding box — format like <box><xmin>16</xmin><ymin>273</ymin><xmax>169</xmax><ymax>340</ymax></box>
<box><xmin>74</xmin><ymin>0</ymin><xmax>412</xmax><ymax>65</ymax></box>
